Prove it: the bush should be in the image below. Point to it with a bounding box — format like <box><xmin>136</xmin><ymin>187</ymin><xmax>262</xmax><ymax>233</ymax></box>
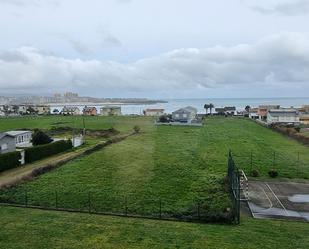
<box><xmin>133</xmin><ymin>125</ymin><xmax>141</xmax><ymax>133</ymax></box>
<box><xmin>31</xmin><ymin>130</ymin><xmax>53</xmax><ymax>146</ymax></box>
<box><xmin>0</xmin><ymin>151</ymin><xmax>21</xmax><ymax>172</ymax></box>
<box><xmin>250</xmin><ymin>169</ymin><xmax>260</xmax><ymax>177</ymax></box>
<box><xmin>25</xmin><ymin>140</ymin><xmax>72</xmax><ymax>164</ymax></box>
<box><xmin>268</xmin><ymin>169</ymin><xmax>278</xmax><ymax>178</ymax></box>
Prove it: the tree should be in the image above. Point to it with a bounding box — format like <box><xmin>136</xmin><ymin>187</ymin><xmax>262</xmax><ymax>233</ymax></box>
<box><xmin>31</xmin><ymin>130</ymin><xmax>53</xmax><ymax>146</ymax></box>
<box><xmin>209</xmin><ymin>103</ymin><xmax>214</xmax><ymax>115</ymax></box>
<box><xmin>204</xmin><ymin>104</ymin><xmax>210</xmax><ymax>115</ymax></box>
<box><xmin>245</xmin><ymin>105</ymin><xmax>251</xmax><ymax>113</ymax></box>
<box><xmin>12</xmin><ymin>105</ymin><xmax>19</xmax><ymax>114</ymax></box>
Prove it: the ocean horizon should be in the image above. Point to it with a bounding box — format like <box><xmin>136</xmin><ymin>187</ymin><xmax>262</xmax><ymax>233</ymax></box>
<box><xmin>51</xmin><ymin>97</ymin><xmax>309</xmax><ymax>115</ymax></box>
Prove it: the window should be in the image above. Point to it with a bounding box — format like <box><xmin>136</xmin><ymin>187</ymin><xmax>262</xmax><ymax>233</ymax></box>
<box><xmin>175</xmin><ymin>114</ymin><xmax>179</xmax><ymax>118</ymax></box>
<box><xmin>183</xmin><ymin>114</ymin><xmax>187</xmax><ymax>118</ymax></box>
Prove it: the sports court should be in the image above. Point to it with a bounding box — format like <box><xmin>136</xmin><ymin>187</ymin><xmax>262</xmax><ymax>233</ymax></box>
<box><xmin>247</xmin><ymin>181</ymin><xmax>309</xmax><ymax>222</ymax></box>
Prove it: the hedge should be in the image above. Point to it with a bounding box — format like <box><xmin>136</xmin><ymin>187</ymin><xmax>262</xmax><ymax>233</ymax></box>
<box><xmin>0</xmin><ymin>151</ymin><xmax>21</xmax><ymax>173</ymax></box>
<box><xmin>25</xmin><ymin>140</ymin><xmax>73</xmax><ymax>164</ymax></box>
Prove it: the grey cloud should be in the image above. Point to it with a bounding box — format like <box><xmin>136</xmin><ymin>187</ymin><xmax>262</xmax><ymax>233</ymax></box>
<box><xmin>97</xmin><ymin>26</ymin><xmax>122</xmax><ymax>48</ymax></box>
<box><xmin>249</xmin><ymin>0</ymin><xmax>309</xmax><ymax>16</ymax></box>
<box><xmin>0</xmin><ymin>33</ymin><xmax>309</xmax><ymax>95</ymax></box>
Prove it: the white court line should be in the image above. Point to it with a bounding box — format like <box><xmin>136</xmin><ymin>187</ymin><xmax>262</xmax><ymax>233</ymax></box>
<box><xmin>265</xmin><ymin>183</ymin><xmax>290</xmax><ymax>216</ymax></box>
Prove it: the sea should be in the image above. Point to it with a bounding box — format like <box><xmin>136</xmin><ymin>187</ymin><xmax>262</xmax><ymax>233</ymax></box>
<box><xmin>51</xmin><ymin>97</ymin><xmax>309</xmax><ymax>115</ymax></box>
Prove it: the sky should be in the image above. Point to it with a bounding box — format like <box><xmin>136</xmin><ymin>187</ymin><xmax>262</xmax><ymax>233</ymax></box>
<box><xmin>0</xmin><ymin>0</ymin><xmax>309</xmax><ymax>99</ymax></box>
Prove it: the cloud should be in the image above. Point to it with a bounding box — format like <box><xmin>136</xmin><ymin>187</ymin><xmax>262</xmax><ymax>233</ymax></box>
<box><xmin>0</xmin><ymin>33</ymin><xmax>309</xmax><ymax>96</ymax></box>
<box><xmin>97</xmin><ymin>26</ymin><xmax>122</xmax><ymax>48</ymax></box>
<box><xmin>0</xmin><ymin>0</ymin><xmax>59</xmax><ymax>7</ymax></box>
<box><xmin>246</xmin><ymin>0</ymin><xmax>309</xmax><ymax>16</ymax></box>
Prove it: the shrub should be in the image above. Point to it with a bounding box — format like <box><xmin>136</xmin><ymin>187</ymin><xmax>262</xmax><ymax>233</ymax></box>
<box><xmin>133</xmin><ymin>125</ymin><xmax>141</xmax><ymax>133</ymax></box>
<box><xmin>31</xmin><ymin>129</ymin><xmax>53</xmax><ymax>146</ymax></box>
<box><xmin>268</xmin><ymin>169</ymin><xmax>278</xmax><ymax>178</ymax></box>
<box><xmin>0</xmin><ymin>151</ymin><xmax>21</xmax><ymax>172</ymax></box>
<box><xmin>250</xmin><ymin>169</ymin><xmax>259</xmax><ymax>177</ymax></box>
<box><xmin>25</xmin><ymin>140</ymin><xmax>72</xmax><ymax>164</ymax></box>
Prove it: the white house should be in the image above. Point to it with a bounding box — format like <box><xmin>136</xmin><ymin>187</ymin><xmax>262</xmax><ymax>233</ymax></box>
<box><xmin>5</xmin><ymin>131</ymin><xmax>32</xmax><ymax>146</ymax></box>
<box><xmin>172</xmin><ymin>106</ymin><xmax>197</xmax><ymax>123</ymax></box>
<box><xmin>0</xmin><ymin>133</ymin><xmax>16</xmax><ymax>154</ymax></box>
<box><xmin>62</xmin><ymin>106</ymin><xmax>81</xmax><ymax>115</ymax></box>
<box><xmin>267</xmin><ymin>109</ymin><xmax>300</xmax><ymax>125</ymax></box>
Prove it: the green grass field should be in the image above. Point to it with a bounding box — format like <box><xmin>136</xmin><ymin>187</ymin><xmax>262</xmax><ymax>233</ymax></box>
<box><xmin>0</xmin><ymin>115</ymin><xmax>153</xmax><ymax>134</ymax></box>
<box><xmin>1</xmin><ymin>116</ymin><xmax>309</xmax><ymax>248</ymax></box>
<box><xmin>1</xmin><ymin>116</ymin><xmax>309</xmax><ymax>222</ymax></box>
<box><xmin>0</xmin><ymin>206</ymin><xmax>308</xmax><ymax>249</ymax></box>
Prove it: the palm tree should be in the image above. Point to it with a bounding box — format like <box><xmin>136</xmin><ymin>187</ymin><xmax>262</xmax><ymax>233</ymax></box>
<box><xmin>204</xmin><ymin>104</ymin><xmax>210</xmax><ymax>115</ymax></box>
<box><xmin>209</xmin><ymin>103</ymin><xmax>214</xmax><ymax>115</ymax></box>
<box><xmin>245</xmin><ymin>105</ymin><xmax>251</xmax><ymax>113</ymax></box>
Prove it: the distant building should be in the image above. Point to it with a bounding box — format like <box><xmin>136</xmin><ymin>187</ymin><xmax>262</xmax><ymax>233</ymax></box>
<box><xmin>5</xmin><ymin>131</ymin><xmax>32</xmax><ymax>146</ymax></box>
<box><xmin>172</xmin><ymin>106</ymin><xmax>197</xmax><ymax>123</ymax></box>
<box><xmin>249</xmin><ymin>108</ymin><xmax>259</xmax><ymax>120</ymax></box>
<box><xmin>100</xmin><ymin>106</ymin><xmax>122</xmax><ymax>116</ymax></box>
<box><xmin>33</xmin><ymin>105</ymin><xmax>51</xmax><ymax>115</ymax></box>
<box><xmin>0</xmin><ymin>133</ymin><xmax>16</xmax><ymax>154</ymax></box>
<box><xmin>64</xmin><ymin>92</ymin><xmax>79</xmax><ymax>98</ymax></box>
<box><xmin>61</xmin><ymin>106</ymin><xmax>80</xmax><ymax>115</ymax></box>
<box><xmin>83</xmin><ymin>106</ymin><xmax>97</xmax><ymax>116</ymax></box>
<box><xmin>300</xmin><ymin>114</ymin><xmax>309</xmax><ymax>125</ymax></box>
<box><xmin>298</xmin><ymin>105</ymin><xmax>309</xmax><ymax>114</ymax></box>
<box><xmin>143</xmin><ymin>109</ymin><xmax>165</xmax><ymax>117</ymax></box>
<box><xmin>258</xmin><ymin>105</ymin><xmax>280</xmax><ymax>121</ymax></box>
<box><xmin>215</xmin><ymin>106</ymin><xmax>236</xmax><ymax>115</ymax></box>
<box><xmin>267</xmin><ymin>109</ymin><xmax>299</xmax><ymax>125</ymax></box>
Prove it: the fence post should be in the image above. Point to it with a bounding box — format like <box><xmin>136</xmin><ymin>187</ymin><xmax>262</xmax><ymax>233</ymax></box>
<box><xmin>25</xmin><ymin>189</ymin><xmax>28</xmax><ymax>207</ymax></box>
<box><xmin>159</xmin><ymin>199</ymin><xmax>162</xmax><ymax>219</ymax></box>
<box><xmin>125</xmin><ymin>196</ymin><xmax>128</xmax><ymax>216</ymax></box>
<box><xmin>250</xmin><ymin>151</ymin><xmax>253</xmax><ymax>172</ymax></box>
<box><xmin>297</xmin><ymin>152</ymin><xmax>300</xmax><ymax>177</ymax></box>
<box><xmin>88</xmin><ymin>192</ymin><xmax>91</xmax><ymax>213</ymax></box>
<box><xmin>197</xmin><ymin>201</ymin><xmax>200</xmax><ymax>220</ymax></box>
<box><xmin>55</xmin><ymin>191</ymin><xmax>58</xmax><ymax>209</ymax></box>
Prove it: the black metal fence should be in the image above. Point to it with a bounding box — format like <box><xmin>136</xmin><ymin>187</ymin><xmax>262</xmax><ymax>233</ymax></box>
<box><xmin>227</xmin><ymin>150</ymin><xmax>240</xmax><ymax>224</ymax></box>
<box><xmin>0</xmin><ymin>190</ymin><xmax>235</xmax><ymax>224</ymax></box>
<box><xmin>232</xmin><ymin>150</ymin><xmax>309</xmax><ymax>179</ymax></box>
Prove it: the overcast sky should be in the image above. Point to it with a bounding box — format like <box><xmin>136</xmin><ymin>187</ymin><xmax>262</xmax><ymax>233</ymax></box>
<box><xmin>0</xmin><ymin>0</ymin><xmax>309</xmax><ymax>98</ymax></box>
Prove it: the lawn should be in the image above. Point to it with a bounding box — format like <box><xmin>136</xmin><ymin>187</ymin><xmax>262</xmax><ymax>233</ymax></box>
<box><xmin>0</xmin><ymin>115</ymin><xmax>154</xmax><ymax>134</ymax></box>
<box><xmin>1</xmin><ymin>116</ymin><xmax>309</xmax><ymax>223</ymax></box>
<box><xmin>0</xmin><ymin>206</ymin><xmax>308</xmax><ymax>249</ymax></box>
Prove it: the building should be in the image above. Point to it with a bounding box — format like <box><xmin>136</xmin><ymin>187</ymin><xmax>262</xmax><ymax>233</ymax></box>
<box><xmin>33</xmin><ymin>105</ymin><xmax>51</xmax><ymax>115</ymax></box>
<box><xmin>100</xmin><ymin>106</ymin><xmax>122</xmax><ymax>116</ymax></box>
<box><xmin>0</xmin><ymin>133</ymin><xmax>16</xmax><ymax>154</ymax></box>
<box><xmin>249</xmin><ymin>108</ymin><xmax>259</xmax><ymax>120</ymax></box>
<box><xmin>64</xmin><ymin>92</ymin><xmax>79</xmax><ymax>98</ymax></box>
<box><xmin>224</xmin><ymin>107</ymin><xmax>236</xmax><ymax>115</ymax></box>
<box><xmin>5</xmin><ymin>131</ymin><xmax>32</xmax><ymax>146</ymax></box>
<box><xmin>143</xmin><ymin>108</ymin><xmax>165</xmax><ymax>116</ymax></box>
<box><xmin>258</xmin><ymin>105</ymin><xmax>280</xmax><ymax>121</ymax></box>
<box><xmin>61</xmin><ymin>106</ymin><xmax>81</xmax><ymax>115</ymax></box>
<box><xmin>298</xmin><ymin>105</ymin><xmax>309</xmax><ymax>114</ymax></box>
<box><xmin>172</xmin><ymin>106</ymin><xmax>197</xmax><ymax>123</ymax></box>
<box><xmin>215</xmin><ymin>107</ymin><xmax>236</xmax><ymax>115</ymax></box>
<box><xmin>267</xmin><ymin>109</ymin><xmax>299</xmax><ymax>125</ymax></box>
<box><xmin>300</xmin><ymin>114</ymin><xmax>309</xmax><ymax>125</ymax></box>
<box><xmin>83</xmin><ymin>106</ymin><xmax>97</xmax><ymax>116</ymax></box>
